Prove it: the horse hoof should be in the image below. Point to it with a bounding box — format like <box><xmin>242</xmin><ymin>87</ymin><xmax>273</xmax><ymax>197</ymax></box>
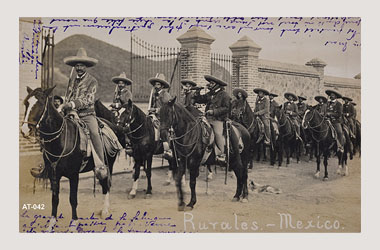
<box><xmin>185</xmin><ymin>205</ymin><xmax>194</xmax><ymax>211</ymax></box>
<box><xmin>101</xmin><ymin>210</ymin><xmax>110</xmax><ymax>219</ymax></box>
<box><xmin>163</xmin><ymin>180</ymin><xmax>171</xmax><ymax>186</ymax></box>
<box><xmin>240</xmin><ymin>198</ymin><xmax>248</xmax><ymax>203</ymax></box>
<box><xmin>178</xmin><ymin>205</ymin><xmax>185</xmax><ymax>211</ymax></box>
<box><xmin>69</xmin><ymin>220</ymin><xmax>78</xmax><ymax>232</ymax></box>
<box><xmin>232</xmin><ymin>197</ymin><xmax>240</xmax><ymax>202</ymax></box>
<box><xmin>336</xmin><ymin>169</ymin><xmax>342</xmax><ymax>175</ymax></box>
<box><xmin>314</xmin><ymin>171</ymin><xmax>320</xmax><ymax>178</ymax></box>
<box><xmin>207</xmin><ymin>173</ymin><xmax>213</xmax><ymax>180</ymax></box>
<box><xmin>323</xmin><ymin>177</ymin><xmax>329</xmax><ymax>181</ymax></box>
<box><xmin>128</xmin><ymin>194</ymin><xmax>136</xmax><ymax>200</ymax></box>
<box><xmin>145</xmin><ymin>193</ymin><xmax>152</xmax><ymax>199</ymax></box>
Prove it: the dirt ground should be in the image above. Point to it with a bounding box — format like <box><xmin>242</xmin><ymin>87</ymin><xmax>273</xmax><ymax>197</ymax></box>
<box><xmin>19</xmin><ymin>152</ymin><xmax>360</xmax><ymax>233</ymax></box>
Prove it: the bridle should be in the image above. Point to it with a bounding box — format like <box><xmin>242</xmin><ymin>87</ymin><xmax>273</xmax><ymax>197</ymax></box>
<box><xmin>303</xmin><ymin>108</ymin><xmax>330</xmax><ymax>142</ymax></box>
<box><xmin>122</xmin><ymin>105</ymin><xmax>145</xmax><ymax>140</ymax></box>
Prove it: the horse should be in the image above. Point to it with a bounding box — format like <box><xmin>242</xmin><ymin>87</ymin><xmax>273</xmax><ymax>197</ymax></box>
<box><xmin>20</xmin><ymin>86</ymin><xmax>121</xmax><ymax>231</ymax></box>
<box><xmin>230</xmin><ymin>99</ymin><xmax>274</xmax><ymax>167</ymax></box>
<box><xmin>273</xmin><ymin>105</ymin><xmax>301</xmax><ymax>167</ymax></box>
<box><xmin>353</xmin><ymin>120</ymin><xmax>361</xmax><ymax>157</ymax></box>
<box><xmin>302</xmin><ymin>106</ymin><xmax>349</xmax><ymax>180</ymax></box>
<box><xmin>159</xmin><ymin>97</ymin><xmax>251</xmax><ymax>211</ymax></box>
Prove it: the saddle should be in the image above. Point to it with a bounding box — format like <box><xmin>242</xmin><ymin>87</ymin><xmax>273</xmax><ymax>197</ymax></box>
<box><xmin>256</xmin><ymin>116</ymin><xmax>265</xmax><ymax>143</ymax></box>
<box><xmin>149</xmin><ymin>114</ymin><xmax>160</xmax><ymax>141</ymax></box>
<box><xmin>67</xmin><ymin>112</ymin><xmax>123</xmax><ymax>172</ymax></box>
<box><xmin>200</xmin><ymin>117</ymin><xmax>215</xmax><ymax>165</ymax></box>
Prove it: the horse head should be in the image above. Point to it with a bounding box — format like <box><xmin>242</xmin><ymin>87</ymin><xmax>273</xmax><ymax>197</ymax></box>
<box><xmin>159</xmin><ymin>96</ymin><xmax>177</xmax><ymax>142</ymax></box>
<box><xmin>21</xmin><ymin>86</ymin><xmax>55</xmax><ymax>138</ymax></box>
<box><xmin>302</xmin><ymin>105</ymin><xmax>315</xmax><ymax>129</ymax></box>
<box><xmin>274</xmin><ymin>105</ymin><xmax>284</xmax><ymax>122</ymax></box>
<box><xmin>230</xmin><ymin>99</ymin><xmax>245</xmax><ymax>123</ymax></box>
<box><xmin>119</xmin><ymin>99</ymin><xmax>135</xmax><ymax>129</ymax></box>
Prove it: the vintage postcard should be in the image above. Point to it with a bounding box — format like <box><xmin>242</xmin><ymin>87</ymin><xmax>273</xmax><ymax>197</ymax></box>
<box><xmin>19</xmin><ymin>16</ymin><xmax>361</xmax><ymax>233</ymax></box>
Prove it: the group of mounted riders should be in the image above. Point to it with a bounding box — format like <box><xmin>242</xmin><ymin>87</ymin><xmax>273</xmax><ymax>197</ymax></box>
<box><xmin>49</xmin><ymin>48</ymin><xmax>359</xmax><ymax>178</ymax></box>
<box><xmin>21</xmin><ymin>48</ymin><xmax>361</xmax><ymax>224</ymax></box>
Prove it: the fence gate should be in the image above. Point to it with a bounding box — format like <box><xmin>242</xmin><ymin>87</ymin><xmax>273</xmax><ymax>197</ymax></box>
<box><xmin>41</xmin><ymin>29</ymin><xmax>55</xmax><ymax>90</ymax></box>
<box><xmin>130</xmin><ymin>34</ymin><xmax>181</xmax><ymax>103</ymax></box>
<box><xmin>211</xmin><ymin>52</ymin><xmax>235</xmax><ymax>95</ymax></box>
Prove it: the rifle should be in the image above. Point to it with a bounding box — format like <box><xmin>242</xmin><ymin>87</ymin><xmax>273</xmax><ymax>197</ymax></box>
<box><xmin>64</xmin><ymin>67</ymin><xmax>75</xmax><ymax>103</ymax></box>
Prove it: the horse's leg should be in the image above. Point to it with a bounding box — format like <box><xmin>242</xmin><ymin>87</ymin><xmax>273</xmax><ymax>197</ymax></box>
<box><xmin>232</xmin><ymin>159</ymin><xmax>243</xmax><ymax>202</ymax></box>
<box><xmin>285</xmin><ymin>142</ymin><xmax>290</xmax><ymax>167</ymax></box>
<box><xmin>256</xmin><ymin>143</ymin><xmax>261</xmax><ymax>162</ymax></box>
<box><xmin>128</xmin><ymin>159</ymin><xmax>141</xmax><ymax>199</ymax></box>
<box><xmin>207</xmin><ymin>164</ymin><xmax>213</xmax><ymax>180</ymax></box>
<box><xmin>323</xmin><ymin>150</ymin><xmax>329</xmax><ymax>181</ymax></box>
<box><xmin>314</xmin><ymin>143</ymin><xmax>321</xmax><ymax>178</ymax></box>
<box><xmin>336</xmin><ymin>151</ymin><xmax>343</xmax><ymax>176</ymax></box>
<box><xmin>48</xmin><ymin>174</ymin><xmax>61</xmax><ymax>232</ymax></box>
<box><xmin>241</xmin><ymin>163</ymin><xmax>249</xmax><ymax>203</ymax></box>
<box><xmin>68</xmin><ymin>174</ymin><xmax>79</xmax><ymax>231</ymax></box>
<box><xmin>296</xmin><ymin>140</ymin><xmax>300</xmax><ymax>163</ymax></box>
<box><xmin>145</xmin><ymin>156</ymin><xmax>153</xmax><ymax>198</ymax></box>
<box><xmin>176</xmin><ymin>161</ymin><xmax>186</xmax><ymax>211</ymax></box>
<box><xmin>263</xmin><ymin>143</ymin><xmax>267</xmax><ymax>161</ymax></box>
<box><xmin>278</xmin><ymin>139</ymin><xmax>283</xmax><ymax>167</ymax></box>
<box><xmin>186</xmin><ymin>167</ymin><xmax>199</xmax><ymax>210</ymax></box>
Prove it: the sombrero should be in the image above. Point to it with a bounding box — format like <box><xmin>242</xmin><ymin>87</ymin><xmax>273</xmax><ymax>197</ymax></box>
<box><xmin>112</xmin><ymin>72</ymin><xmax>132</xmax><ymax>85</ymax></box>
<box><xmin>298</xmin><ymin>96</ymin><xmax>307</xmax><ymax>101</ymax></box>
<box><xmin>53</xmin><ymin>95</ymin><xmax>63</xmax><ymax>103</ymax></box>
<box><xmin>253</xmin><ymin>88</ymin><xmax>269</xmax><ymax>95</ymax></box>
<box><xmin>149</xmin><ymin>74</ymin><xmax>170</xmax><ymax>88</ymax></box>
<box><xmin>342</xmin><ymin>96</ymin><xmax>353</xmax><ymax>102</ymax></box>
<box><xmin>269</xmin><ymin>93</ymin><xmax>278</xmax><ymax>97</ymax></box>
<box><xmin>325</xmin><ymin>89</ymin><xmax>342</xmax><ymax>99</ymax></box>
<box><xmin>284</xmin><ymin>92</ymin><xmax>298</xmax><ymax>101</ymax></box>
<box><xmin>233</xmin><ymin>88</ymin><xmax>248</xmax><ymax>99</ymax></box>
<box><xmin>314</xmin><ymin>95</ymin><xmax>327</xmax><ymax>103</ymax></box>
<box><xmin>64</xmin><ymin>48</ymin><xmax>98</xmax><ymax>67</ymax></box>
<box><xmin>204</xmin><ymin>75</ymin><xmax>227</xmax><ymax>86</ymax></box>
<box><xmin>181</xmin><ymin>79</ymin><xmax>197</xmax><ymax>87</ymax></box>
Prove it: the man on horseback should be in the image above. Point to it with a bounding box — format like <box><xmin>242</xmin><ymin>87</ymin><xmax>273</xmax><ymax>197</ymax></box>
<box><xmin>297</xmin><ymin>95</ymin><xmax>308</xmax><ymax>120</ymax></box>
<box><xmin>232</xmin><ymin>88</ymin><xmax>249</xmax><ymax>126</ymax></box>
<box><xmin>314</xmin><ymin>95</ymin><xmax>328</xmax><ymax>115</ymax></box>
<box><xmin>109</xmin><ymin>72</ymin><xmax>133</xmax><ymax>153</ymax></box>
<box><xmin>269</xmin><ymin>92</ymin><xmax>280</xmax><ymax>141</ymax></box>
<box><xmin>180</xmin><ymin>79</ymin><xmax>202</xmax><ymax>117</ymax></box>
<box><xmin>148</xmin><ymin>74</ymin><xmax>172</xmax><ymax>157</ymax></box>
<box><xmin>193</xmin><ymin>75</ymin><xmax>231</xmax><ymax>163</ymax></box>
<box><xmin>283</xmin><ymin>92</ymin><xmax>302</xmax><ymax>141</ymax></box>
<box><xmin>325</xmin><ymin>90</ymin><xmax>345</xmax><ymax>153</ymax></box>
<box><xmin>61</xmin><ymin>47</ymin><xmax>108</xmax><ymax>180</ymax></box>
<box><xmin>342</xmin><ymin>96</ymin><xmax>356</xmax><ymax>139</ymax></box>
<box><xmin>253</xmin><ymin>88</ymin><xmax>271</xmax><ymax>145</ymax></box>
<box><xmin>53</xmin><ymin>95</ymin><xmax>63</xmax><ymax>109</ymax></box>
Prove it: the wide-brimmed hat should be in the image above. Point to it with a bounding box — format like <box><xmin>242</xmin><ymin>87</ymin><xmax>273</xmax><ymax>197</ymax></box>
<box><xmin>284</xmin><ymin>92</ymin><xmax>298</xmax><ymax>101</ymax></box>
<box><xmin>233</xmin><ymin>88</ymin><xmax>248</xmax><ymax>99</ymax></box>
<box><xmin>352</xmin><ymin>102</ymin><xmax>357</xmax><ymax>106</ymax></box>
<box><xmin>64</xmin><ymin>48</ymin><xmax>98</xmax><ymax>67</ymax></box>
<box><xmin>342</xmin><ymin>96</ymin><xmax>353</xmax><ymax>102</ymax></box>
<box><xmin>149</xmin><ymin>73</ymin><xmax>170</xmax><ymax>88</ymax></box>
<box><xmin>53</xmin><ymin>95</ymin><xmax>63</xmax><ymax>103</ymax></box>
<box><xmin>298</xmin><ymin>96</ymin><xmax>307</xmax><ymax>101</ymax></box>
<box><xmin>325</xmin><ymin>89</ymin><xmax>342</xmax><ymax>99</ymax></box>
<box><xmin>253</xmin><ymin>88</ymin><xmax>269</xmax><ymax>95</ymax></box>
<box><xmin>112</xmin><ymin>72</ymin><xmax>132</xmax><ymax>85</ymax></box>
<box><xmin>314</xmin><ymin>95</ymin><xmax>327</xmax><ymax>103</ymax></box>
<box><xmin>204</xmin><ymin>75</ymin><xmax>227</xmax><ymax>86</ymax></box>
<box><xmin>269</xmin><ymin>93</ymin><xmax>278</xmax><ymax>97</ymax></box>
<box><xmin>181</xmin><ymin>79</ymin><xmax>197</xmax><ymax>87</ymax></box>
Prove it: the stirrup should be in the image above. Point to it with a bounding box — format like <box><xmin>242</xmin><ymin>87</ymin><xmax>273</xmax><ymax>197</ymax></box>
<box><xmin>216</xmin><ymin>154</ymin><xmax>226</xmax><ymax>163</ymax></box>
<box><xmin>163</xmin><ymin>149</ymin><xmax>173</xmax><ymax>160</ymax></box>
<box><xmin>94</xmin><ymin>165</ymin><xmax>109</xmax><ymax>180</ymax></box>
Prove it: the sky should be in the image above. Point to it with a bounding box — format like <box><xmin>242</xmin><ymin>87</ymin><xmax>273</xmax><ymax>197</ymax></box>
<box><xmin>41</xmin><ymin>17</ymin><xmax>361</xmax><ymax>79</ymax></box>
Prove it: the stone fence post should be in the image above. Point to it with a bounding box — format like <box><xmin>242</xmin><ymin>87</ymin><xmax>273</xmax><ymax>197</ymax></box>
<box><xmin>229</xmin><ymin>36</ymin><xmax>262</xmax><ymax>107</ymax></box>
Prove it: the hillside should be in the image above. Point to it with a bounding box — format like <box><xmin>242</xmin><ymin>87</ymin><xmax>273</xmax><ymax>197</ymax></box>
<box><xmin>53</xmin><ymin>34</ymin><xmax>231</xmax><ymax>102</ymax></box>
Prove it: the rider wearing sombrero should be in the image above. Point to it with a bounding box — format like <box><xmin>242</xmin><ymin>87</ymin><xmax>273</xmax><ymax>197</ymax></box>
<box><xmin>232</xmin><ymin>88</ymin><xmax>250</xmax><ymax>126</ymax></box>
<box><xmin>148</xmin><ymin>74</ymin><xmax>172</xmax><ymax>157</ymax></box>
<box><xmin>269</xmin><ymin>92</ymin><xmax>280</xmax><ymax>139</ymax></box>
<box><xmin>193</xmin><ymin>75</ymin><xmax>231</xmax><ymax>162</ymax></box>
<box><xmin>342</xmin><ymin>96</ymin><xmax>356</xmax><ymax>139</ymax></box>
<box><xmin>325</xmin><ymin>89</ymin><xmax>344</xmax><ymax>152</ymax></box>
<box><xmin>61</xmin><ymin>47</ymin><xmax>108</xmax><ymax>180</ymax></box>
<box><xmin>297</xmin><ymin>95</ymin><xmax>308</xmax><ymax>119</ymax></box>
<box><xmin>181</xmin><ymin>79</ymin><xmax>202</xmax><ymax>117</ymax></box>
<box><xmin>110</xmin><ymin>72</ymin><xmax>133</xmax><ymax>124</ymax></box>
<box><xmin>253</xmin><ymin>88</ymin><xmax>271</xmax><ymax>145</ymax></box>
<box><xmin>283</xmin><ymin>92</ymin><xmax>302</xmax><ymax>141</ymax></box>
<box><xmin>314</xmin><ymin>95</ymin><xmax>328</xmax><ymax>115</ymax></box>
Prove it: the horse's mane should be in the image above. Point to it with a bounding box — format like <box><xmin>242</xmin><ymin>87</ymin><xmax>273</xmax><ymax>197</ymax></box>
<box><xmin>174</xmin><ymin>102</ymin><xmax>197</xmax><ymax>122</ymax></box>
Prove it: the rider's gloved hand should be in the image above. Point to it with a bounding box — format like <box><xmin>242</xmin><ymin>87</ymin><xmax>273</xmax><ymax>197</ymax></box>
<box><xmin>206</xmin><ymin>109</ymin><xmax>214</xmax><ymax>115</ymax></box>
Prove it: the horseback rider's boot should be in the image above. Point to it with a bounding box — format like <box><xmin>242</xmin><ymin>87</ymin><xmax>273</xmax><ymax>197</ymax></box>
<box><xmin>162</xmin><ymin>142</ymin><xmax>173</xmax><ymax>160</ymax></box>
<box><xmin>214</xmin><ymin>145</ymin><xmax>226</xmax><ymax>164</ymax></box>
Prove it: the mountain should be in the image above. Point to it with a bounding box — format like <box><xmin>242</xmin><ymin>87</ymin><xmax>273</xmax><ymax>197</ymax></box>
<box><xmin>53</xmin><ymin>34</ymin><xmax>232</xmax><ymax>102</ymax></box>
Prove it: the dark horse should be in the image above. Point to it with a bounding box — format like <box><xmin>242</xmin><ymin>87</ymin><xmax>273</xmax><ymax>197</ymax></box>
<box><xmin>273</xmin><ymin>105</ymin><xmax>302</xmax><ymax>167</ymax></box>
<box><xmin>230</xmin><ymin>99</ymin><xmax>275</xmax><ymax>166</ymax></box>
<box><xmin>20</xmin><ymin>86</ymin><xmax>121</xmax><ymax>231</ymax></box>
<box><xmin>159</xmin><ymin>97</ymin><xmax>251</xmax><ymax>211</ymax></box>
<box><xmin>302</xmin><ymin>107</ymin><xmax>349</xmax><ymax>180</ymax></box>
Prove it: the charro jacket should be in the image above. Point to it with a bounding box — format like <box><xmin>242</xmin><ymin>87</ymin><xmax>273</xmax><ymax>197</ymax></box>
<box><xmin>193</xmin><ymin>88</ymin><xmax>230</xmax><ymax>121</ymax></box>
<box><xmin>66</xmin><ymin>73</ymin><xmax>97</xmax><ymax>117</ymax></box>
